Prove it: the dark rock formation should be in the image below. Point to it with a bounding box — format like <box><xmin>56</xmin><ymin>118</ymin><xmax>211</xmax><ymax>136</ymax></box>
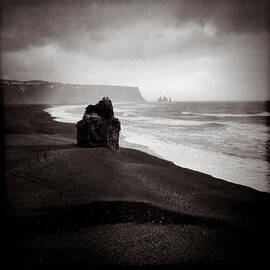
<box><xmin>76</xmin><ymin>97</ymin><xmax>121</xmax><ymax>150</ymax></box>
<box><xmin>157</xmin><ymin>96</ymin><xmax>169</xmax><ymax>103</ymax></box>
<box><xmin>85</xmin><ymin>97</ymin><xmax>114</xmax><ymax>119</ymax></box>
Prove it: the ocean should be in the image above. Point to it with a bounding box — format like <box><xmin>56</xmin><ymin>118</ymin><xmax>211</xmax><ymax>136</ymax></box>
<box><xmin>45</xmin><ymin>101</ymin><xmax>270</xmax><ymax>193</ymax></box>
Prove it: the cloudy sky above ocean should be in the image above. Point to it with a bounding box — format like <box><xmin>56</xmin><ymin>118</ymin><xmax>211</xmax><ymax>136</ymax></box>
<box><xmin>1</xmin><ymin>0</ymin><xmax>269</xmax><ymax>101</ymax></box>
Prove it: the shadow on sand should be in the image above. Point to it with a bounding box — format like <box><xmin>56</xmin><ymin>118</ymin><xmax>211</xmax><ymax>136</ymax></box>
<box><xmin>9</xmin><ymin>200</ymin><xmax>245</xmax><ymax>236</ymax></box>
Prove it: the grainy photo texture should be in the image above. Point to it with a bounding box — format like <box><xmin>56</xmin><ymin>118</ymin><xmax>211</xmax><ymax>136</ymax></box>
<box><xmin>1</xmin><ymin>0</ymin><xmax>269</xmax><ymax>268</ymax></box>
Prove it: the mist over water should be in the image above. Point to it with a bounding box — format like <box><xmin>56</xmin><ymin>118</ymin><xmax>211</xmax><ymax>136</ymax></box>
<box><xmin>45</xmin><ymin>101</ymin><xmax>270</xmax><ymax>192</ymax></box>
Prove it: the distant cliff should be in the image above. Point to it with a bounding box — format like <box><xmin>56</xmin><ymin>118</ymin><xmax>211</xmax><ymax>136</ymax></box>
<box><xmin>0</xmin><ymin>80</ymin><xmax>145</xmax><ymax>104</ymax></box>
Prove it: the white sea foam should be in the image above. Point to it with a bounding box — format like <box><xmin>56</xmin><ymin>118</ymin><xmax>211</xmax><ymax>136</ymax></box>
<box><xmin>122</xmin><ymin>112</ymin><xmax>138</xmax><ymax>117</ymax></box>
<box><xmin>122</xmin><ymin>127</ymin><xmax>269</xmax><ymax>192</ymax></box>
<box><xmin>113</xmin><ymin>108</ymin><xmax>132</xmax><ymax>113</ymax></box>
<box><xmin>180</xmin><ymin>111</ymin><xmax>270</xmax><ymax>117</ymax></box>
<box><xmin>150</xmin><ymin>118</ymin><xmax>220</xmax><ymax>126</ymax></box>
<box><xmin>120</xmin><ymin>115</ymin><xmax>225</xmax><ymax>127</ymax></box>
<box><xmin>44</xmin><ymin>105</ymin><xmax>85</xmax><ymax>123</ymax></box>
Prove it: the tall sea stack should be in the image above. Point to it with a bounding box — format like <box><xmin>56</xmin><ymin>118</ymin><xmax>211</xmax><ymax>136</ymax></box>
<box><xmin>76</xmin><ymin>97</ymin><xmax>121</xmax><ymax>150</ymax></box>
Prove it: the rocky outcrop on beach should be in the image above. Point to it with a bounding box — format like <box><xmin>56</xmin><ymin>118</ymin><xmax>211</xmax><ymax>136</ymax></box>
<box><xmin>76</xmin><ymin>97</ymin><xmax>121</xmax><ymax>150</ymax></box>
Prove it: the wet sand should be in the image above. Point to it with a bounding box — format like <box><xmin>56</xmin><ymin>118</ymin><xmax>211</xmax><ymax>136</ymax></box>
<box><xmin>2</xmin><ymin>104</ymin><xmax>270</xmax><ymax>268</ymax></box>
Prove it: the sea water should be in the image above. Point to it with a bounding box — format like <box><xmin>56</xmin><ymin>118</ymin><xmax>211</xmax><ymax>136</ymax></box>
<box><xmin>45</xmin><ymin>101</ymin><xmax>270</xmax><ymax>192</ymax></box>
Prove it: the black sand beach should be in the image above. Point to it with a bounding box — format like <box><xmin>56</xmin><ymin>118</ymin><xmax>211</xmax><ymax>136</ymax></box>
<box><xmin>2</xmin><ymin>104</ymin><xmax>270</xmax><ymax>268</ymax></box>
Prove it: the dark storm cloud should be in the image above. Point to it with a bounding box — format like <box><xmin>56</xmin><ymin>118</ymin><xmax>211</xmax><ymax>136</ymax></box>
<box><xmin>0</xmin><ymin>0</ymin><xmax>103</xmax><ymax>52</ymax></box>
<box><xmin>174</xmin><ymin>0</ymin><xmax>269</xmax><ymax>33</ymax></box>
<box><xmin>0</xmin><ymin>0</ymin><xmax>269</xmax><ymax>53</ymax></box>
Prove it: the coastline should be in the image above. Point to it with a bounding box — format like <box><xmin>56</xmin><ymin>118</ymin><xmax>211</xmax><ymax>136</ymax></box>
<box><xmin>3</xmin><ymin>104</ymin><xmax>270</xmax><ymax>267</ymax></box>
<box><xmin>44</xmin><ymin>103</ymin><xmax>270</xmax><ymax>192</ymax></box>
<box><xmin>44</xmin><ymin>104</ymin><xmax>163</xmax><ymax>159</ymax></box>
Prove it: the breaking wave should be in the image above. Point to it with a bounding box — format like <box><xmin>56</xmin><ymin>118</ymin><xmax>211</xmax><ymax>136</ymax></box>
<box><xmin>180</xmin><ymin>111</ymin><xmax>270</xmax><ymax>117</ymax></box>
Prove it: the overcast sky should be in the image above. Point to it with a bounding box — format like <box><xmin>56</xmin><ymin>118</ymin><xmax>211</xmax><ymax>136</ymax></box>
<box><xmin>1</xmin><ymin>0</ymin><xmax>269</xmax><ymax>101</ymax></box>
